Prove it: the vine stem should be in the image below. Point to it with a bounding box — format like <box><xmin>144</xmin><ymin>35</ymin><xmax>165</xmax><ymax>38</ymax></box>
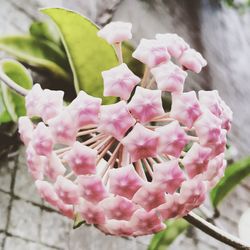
<box><xmin>184</xmin><ymin>212</ymin><xmax>250</xmax><ymax>250</ymax></box>
<box><xmin>0</xmin><ymin>61</ymin><xmax>29</xmax><ymax>96</ymax></box>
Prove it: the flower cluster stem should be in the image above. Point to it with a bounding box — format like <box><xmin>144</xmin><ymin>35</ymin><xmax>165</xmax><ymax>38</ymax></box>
<box><xmin>184</xmin><ymin>212</ymin><xmax>250</xmax><ymax>250</ymax></box>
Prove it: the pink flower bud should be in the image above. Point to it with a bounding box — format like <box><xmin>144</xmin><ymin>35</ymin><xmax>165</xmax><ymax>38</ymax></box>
<box><xmin>97</xmin><ymin>21</ymin><xmax>132</xmax><ymax>44</ymax></box>
<box><xmin>67</xmin><ymin>91</ymin><xmax>101</xmax><ymax>128</ymax></box>
<box><xmin>78</xmin><ymin>199</ymin><xmax>106</xmax><ymax>224</ymax></box>
<box><xmin>25</xmin><ymin>84</ymin><xmax>43</xmax><ymax>117</ymax></box>
<box><xmin>77</xmin><ymin>175</ymin><xmax>108</xmax><ymax>203</ymax></box>
<box><xmin>170</xmin><ymin>91</ymin><xmax>202</xmax><ymax>128</ymax></box>
<box><xmin>102</xmin><ymin>63</ymin><xmax>140</xmax><ymax>100</ymax></box>
<box><xmin>100</xmin><ymin>196</ymin><xmax>137</xmax><ymax>220</ymax></box>
<box><xmin>18</xmin><ymin>116</ymin><xmax>34</xmax><ymax>145</ymax></box>
<box><xmin>26</xmin><ymin>144</ymin><xmax>44</xmax><ymax>180</ymax></box>
<box><xmin>64</xmin><ymin>141</ymin><xmax>97</xmax><ymax>175</ymax></box>
<box><xmin>122</xmin><ymin>123</ymin><xmax>159</xmax><ymax>162</ymax></box>
<box><xmin>44</xmin><ymin>152</ymin><xmax>66</xmax><ymax>181</ymax></box>
<box><xmin>40</xmin><ymin>89</ymin><xmax>64</xmax><ymax>123</ymax></box>
<box><xmin>54</xmin><ymin>176</ymin><xmax>80</xmax><ymax>205</ymax></box>
<box><xmin>194</xmin><ymin>110</ymin><xmax>222</xmax><ymax>146</ymax></box>
<box><xmin>179</xmin><ymin>179</ymin><xmax>207</xmax><ymax>210</ymax></box>
<box><xmin>48</xmin><ymin>110</ymin><xmax>78</xmax><ymax>145</ymax></box>
<box><xmin>156</xmin><ymin>121</ymin><xmax>188</xmax><ymax>157</ymax></box>
<box><xmin>31</xmin><ymin>122</ymin><xmax>54</xmax><ymax>156</ymax></box>
<box><xmin>132</xmin><ymin>183</ymin><xmax>166</xmax><ymax>211</ymax></box>
<box><xmin>128</xmin><ymin>87</ymin><xmax>164</xmax><ymax>123</ymax></box>
<box><xmin>152</xmin><ymin>160</ymin><xmax>186</xmax><ymax>194</ymax></box>
<box><xmin>182</xmin><ymin>143</ymin><xmax>211</xmax><ymax>178</ymax></box>
<box><xmin>130</xmin><ymin>209</ymin><xmax>165</xmax><ymax>234</ymax></box>
<box><xmin>35</xmin><ymin>180</ymin><xmax>59</xmax><ymax>206</ymax></box>
<box><xmin>198</xmin><ymin>90</ymin><xmax>223</xmax><ymax>117</ymax></box>
<box><xmin>151</xmin><ymin>62</ymin><xmax>187</xmax><ymax>93</ymax></box>
<box><xmin>156</xmin><ymin>33</ymin><xmax>189</xmax><ymax>58</ymax></box>
<box><xmin>109</xmin><ymin>165</ymin><xmax>144</xmax><ymax>199</ymax></box>
<box><xmin>132</xmin><ymin>39</ymin><xmax>170</xmax><ymax>68</ymax></box>
<box><xmin>98</xmin><ymin>101</ymin><xmax>136</xmax><ymax>140</ymax></box>
<box><xmin>179</xmin><ymin>48</ymin><xmax>207</xmax><ymax>73</ymax></box>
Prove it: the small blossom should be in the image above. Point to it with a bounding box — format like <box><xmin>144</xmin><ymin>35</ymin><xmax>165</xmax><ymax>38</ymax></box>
<box><xmin>26</xmin><ymin>144</ymin><xmax>44</xmax><ymax>180</ymax></box>
<box><xmin>40</xmin><ymin>89</ymin><xmax>64</xmax><ymax>123</ymax></box>
<box><xmin>151</xmin><ymin>62</ymin><xmax>187</xmax><ymax>93</ymax></box>
<box><xmin>78</xmin><ymin>199</ymin><xmax>106</xmax><ymax>224</ymax></box>
<box><xmin>170</xmin><ymin>91</ymin><xmax>202</xmax><ymax>128</ymax></box>
<box><xmin>18</xmin><ymin>116</ymin><xmax>34</xmax><ymax>145</ymax></box>
<box><xmin>48</xmin><ymin>110</ymin><xmax>78</xmax><ymax>145</ymax></box>
<box><xmin>122</xmin><ymin>123</ymin><xmax>159</xmax><ymax>162</ymax></box>
<box><xmin>56</xmin><ymin>200</ymin><xmax>74</xmax><ymax>219</ymax></box>
<box><xmin>64</xmin><ymin>141</ymin><xmax>97</xmax><ymax>175</ymax></box>
<box><xmin>98</xmin><ymin>101</ymin><xmax>136</xmax><ymax>140</ymax></box>
<box><xmin>102</xmin><ymin>63</ymin><xmax>140</xmax><ymax>100</ymax></box>
<box><xmin>156</xmin><ymin>121</ymin><xmax>188</xmax><ymax>157</ymax></box>
<box><xmin>198</xmin><ymin>90</ymin><xmax>223</xmax><ymax>117</ymax></box>
<box><xmin>132</xmin><ymin>39</ymin><xmax>170</xmax><ymax>68</ymax></box>
<box><xmin>182</xmin><ymin>143</ymin><xmax>211</xmax><ymax>178</ymax></box>
<box><xmin>210</xmin><ymin>129</ymin><xmax>227</xmax><ymax>157</ymax></box>
<box><xmin>100</xmin><ymin>196</ymin><xmax>137</xmax><ymax>220</ymax></box>
<box><xmin>101</xmin><ymin>220</ymin><xmax>133</xmax><ymax>236</ymax></box>
<box><xmin>44</xmin><ymin>152</ymin><xmax>66</xmax><ymax>181</ymax></box>
<box><xmin>77</xmin><ymin>175</ymin><xmax>108</xmax><ymax>203</ymax></box>
<box><xmin>35</xmin><ymin>180</ymin><xmax>59</xmax><ymax>206</ymax></box>
<box><xmin>128</xmin><ymin>87</ymin><xmax>164</xmax><ymax>123</ymax></box>
<box><xmin>31</xmin><ymin>122</ymin><xmax>54</xmax><ymax>156</ymax></box>
<box><xmin>67</xmin><ymin>91</ymin><xmax>101</xmax><ymax>128</ymax></box>
<box><xmin>109</xmin><ymin>165</ymin><xmax>144</xmax><ymax>199</ymax></box>
<box><xmin>219</xmin><ymin>99</ymin><xmax>233</xmax><ymax>131</ymax></box>
<box><xmin>54</xmin><ymin>176</ymin><xmax>80</xmax><ymax>205</ymax></box>
<box><xmin>132</xmin><ymin>183</ymin><xmax>166</xmax><ymax>211</ymax></box>
<box><xmin>25</xmin><ymin>84</ymin><xmax>43</xmax><ymax>117</ymax></box>
<box><xmin>179</xmin><ymin>48</ymin><xmax>207</xmax><ymax>73</ymax></box>
<box><xmin>152</xmin><ymin>160</ymin><xmax>186</xmax><ymax>194</ymax></box>
<box><xmin>194</xmin><ymin>110</ymin><xmax>222</xmax><ymax>146</ymax></box>
<box><xmin>156</xmin><ymin>33</ymin><xmax>189</xmax><ymax>58</ymax></box>
<box><xmin>179</xmin><ymin>179</ymin><xmax>207</xmax><ymax>210</ymax></box>
<box><xmin>97</xmin><ymin>21</ymin><xmax>132</xmax><ymax>44</ymax></box>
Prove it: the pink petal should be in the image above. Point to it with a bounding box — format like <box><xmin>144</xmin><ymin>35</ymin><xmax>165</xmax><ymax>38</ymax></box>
<box><xmin>122</xmin><ymin>123</ymin><xmax>159</xmax><ymax>162</ymax></box>
<box><xmin>18</xmin><ymin>116</ymin><xmax>34</xmax><ymax>145</ymax></box>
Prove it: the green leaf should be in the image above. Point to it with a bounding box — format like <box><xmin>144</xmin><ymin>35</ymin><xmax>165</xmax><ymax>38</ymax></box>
<box><xmin>73</xmin><ymin>212</ymin><xmax>85</xmax><ymax>229</ymax></box>
<box><xmin>210</xmin><ymin>157</ymin><xmax>250</xmax><ymax>208</ymax></box>
<box><xmin>29</xmin><ymin>21</ymin><xmax>61</xmax><ymax>45</ymax></box>
<box><xmin>148</xmin><ymin>219</ymin><xmax>189</xmax><ymax>250</ymax></box>
<box><xmin>0</xmin><ymin>35</ymin><xmax>70</xmax><ymax>81</ymax></box>
<box><xmin>0</xmin><ymin>88</ymin><xmax>12</xmax><ymax>124</ymax></box>
<box><xmin>0</xmin><ymin>60</ymin><xmax>33</xmax><ymax>121</ymax></box>
<box><xmin>41</xmin><ymin>8</ymin><xmax>118</xmax><ymax>104</ymax></box>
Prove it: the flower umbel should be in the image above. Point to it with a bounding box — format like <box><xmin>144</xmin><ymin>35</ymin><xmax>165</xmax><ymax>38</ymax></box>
<box><xmin>18</xmin><ymin>21</ymin><xmax>232</xmax><ymax>237</ymax></box>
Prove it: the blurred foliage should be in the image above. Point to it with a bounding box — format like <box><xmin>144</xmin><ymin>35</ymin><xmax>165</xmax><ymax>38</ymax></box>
<box><xmin>148</xmin><ymin>219</ymin><xmax>189</xmax><ymax>250</ymax></box>
<box><xmin>210</xmin><ymin>156</ymin><xmax>250</xmax><ymax>208</ymax></box>
<box><xmin>223</xmin><ymin>0</ymin><xmax>250</xmax><ymax>9</ymax></box>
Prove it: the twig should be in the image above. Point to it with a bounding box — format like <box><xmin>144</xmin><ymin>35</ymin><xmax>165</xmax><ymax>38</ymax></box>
<box><xmin>184</xmin><ymin>212</ymin><xmax>250</xmax><ymax>250</ymax></box>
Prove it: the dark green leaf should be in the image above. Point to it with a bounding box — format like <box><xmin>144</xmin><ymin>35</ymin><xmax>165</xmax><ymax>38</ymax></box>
<box><xmin>41</xmin><ymin>8</ymin><xmax>118</xmax><ymax>104</ymax></box>
<box><xmin>210</xmin><ymin>157</ymin><xmax>250</xmax><ymax>208</ymax></box>
<box><xmin>0</xmin><ymin>35</ymin><xmax>70</xmax><ymax>81</ymax></box>
<box><xmin>148</xmin><ymin>219</ymin><xmax>189</xmax><ymax>250</ymax></box>
<box><xmin>0</xmin><ymin>60</ymin><xmax>33</xmax><ymax>121</ymax></box>
<box><xmin>29</xmin><ymin>21</ymin><xmax>61</xmax><ymax>45</ymax></box>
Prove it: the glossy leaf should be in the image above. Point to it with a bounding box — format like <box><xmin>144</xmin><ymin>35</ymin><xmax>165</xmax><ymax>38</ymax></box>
<box><xmin>210</xmin><ymin>157</ymin><xmax>250</xmax><ymax>208</ymax></box>
<box><xmin>42</xmin><ymin>8</ymin><xmax>118</xmax><ymax>104</ymax></box>
<box><xmin>0</xmin><ymin>88</ymin><xmax>12</xmax><ymax>124</ymax></box>
<box><xmin>0</xmin><ymin>35</ymin><xmax>70</xmax><ymax>81</ymax></box>
<box><xmin>148</xmin><ymin>219</ymin><xmax>189</xmax><ymax>250</ymax></box>
<box><xmin>0</xmin><ymin>60</ymin><xmax>33</xmax><ymax>121</ymax></box>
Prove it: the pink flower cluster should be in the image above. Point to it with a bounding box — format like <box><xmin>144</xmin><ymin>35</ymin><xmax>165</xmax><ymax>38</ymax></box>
<box><xmin>18</xmin><ymin>21</ymin><xmax>232</xmax><ymax>237</ymax></box>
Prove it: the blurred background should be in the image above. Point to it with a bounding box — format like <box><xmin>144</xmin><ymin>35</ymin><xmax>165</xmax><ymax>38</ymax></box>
<box><xmin>0</xmin><ymin>0</ymin><xmax>250</xmax><ymax>249</ymax></box>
